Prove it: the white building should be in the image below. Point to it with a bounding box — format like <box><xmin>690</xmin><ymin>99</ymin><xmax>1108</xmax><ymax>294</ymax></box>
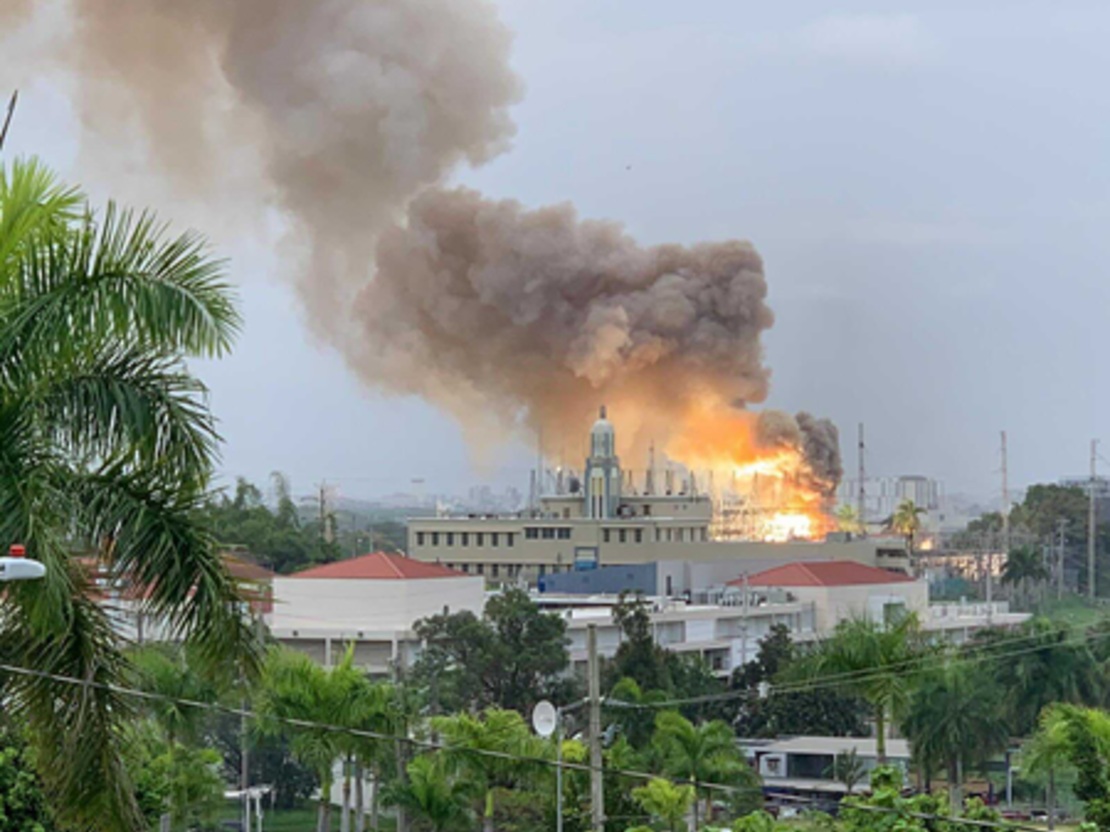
<box><xmin>538</xmin><ymin>560</ymin><xmax>1029</xmax><ymax>679</ymax></box>
<box><xmin>268</xmin><ymin>552</ymin><xmax>485</xmax><ymax>674</ymax></box>
<box><xmin>741</xmin><ymin>736</ymin><xmax>913</xmax><ymax>795</ymax></box>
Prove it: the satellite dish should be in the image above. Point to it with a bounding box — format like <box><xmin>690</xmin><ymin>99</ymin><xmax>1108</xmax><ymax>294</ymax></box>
<box><xmin>532</xmin><ymin>700</ymin><xmax>558</xmax><ymax>738</ymax></box>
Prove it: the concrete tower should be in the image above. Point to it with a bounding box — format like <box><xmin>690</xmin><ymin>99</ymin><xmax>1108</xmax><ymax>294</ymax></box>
<box><xmin>585</xmin><ymin>405</ymin><xmax>622</xmax><ymax>518</ymax></box>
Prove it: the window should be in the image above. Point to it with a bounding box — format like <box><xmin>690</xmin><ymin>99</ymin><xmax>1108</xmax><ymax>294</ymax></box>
<box><xmin>603</xmin><ymin>529</ymin><xmax>611</xmax><ymax>543</ymax></box>
<box><xmin>492</xmin><ymin>564</ymin><xmax>499</xmax><ymax>578</ymax></box>
<box><xmin>417</xmin><ymin>532</ymin><xmax>425</xmax><ymax>546</ymax></box>
<box><xmin>666</xmin><ymin>575</ymin><xmax>673</xmax><ymax>596</ymax></box>
<box><xmin>542</xmin><ymin>527</ymin><xmax>555</xmax><ymax>540</ymax></box>
<box><xmin>461</xmin><ymin>533</ymin><xmax>469</xmax><ymax>546</ymax></box>
<box><xmin>506</xmin><ymin>533</ymin><xmax>515</xmax><ymax>547</ymax></box>
<box><xmin>643</xmin><ymin>504</ymin><xmax>652</xmax><ymax>516</ymax></box>
<box><xmin>525</xmin><ymin>527</ymin><xmax>539</xmax><ymax>540</ymax></box>
<box><xmin>431</xmin><ymin>532</ymin><xmax>439</xmax><ymax>546</ymax></box>
<box><xmin>655</xmin><ymin>528</ymin><xmax>662</xmax><ymax>542</ymax></box>
<box><xmin>563</xmin><ymin>508</ymin><xmax>570</xmax><ymax>518</ymax></box>
<box><xmin>461</xmin><ymin>563</ymin><xmax>470</xmax><ymax>573</ymax></box>
<box><xmin>618</xmin><ymin>529</ymin><xmax>627</xmax><ymax>543</ymax></box>
<box><xmin>676</xmin><ymin>528</ymin><xmax>684</xmax><ymax>542</ymax></box>
<box><xmin>491</xmin><ymin>533</ymin><xmax>499</xmax><ymax>546</ymax></box>
<box><xmin>476</xmin><ymin>533</ymin><xmax>484</xmax><ymax>546</ymax></box>
<box><xmin>635</xmin><ymin>529</ymin><xmax>643</xmax><ymax>544</ymax></box>
<box><xmin>477</xmin><ymin>563</ymin><xmax>485</xmax><ymax>575</ymax></box>
<box><xmin>445</xmin><ymin>532</ymin><xmax>454</xmax><ymax>546</ymax></box>
<box><xmin>558</xmin><ymin>528</ymin><xmax>571</xmax><ymax>540</ymax></box>
<box><xmin>539</xmin><ymin>565</ymin><xmax>547</xmax><ymax>577</ymax></box>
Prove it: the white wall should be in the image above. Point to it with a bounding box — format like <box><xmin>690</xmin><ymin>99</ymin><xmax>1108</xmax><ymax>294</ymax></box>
<box><xmin>269</xmin><ymin>575</ymin><xmax>484</xmax><ymax>636</ymax></box>
<box><xmin>790</xmin><ymin>582</ymin><xmax>928</xmax><ymax>630</ymax></box>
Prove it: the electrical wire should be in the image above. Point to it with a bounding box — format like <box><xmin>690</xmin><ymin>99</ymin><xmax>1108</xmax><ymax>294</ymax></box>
<box><xmin>602</xmin><ymin>617</ymin><xmax>1110</xmax><ymax>711</ymax></box>
<box><xmin>0</xmin><ymin>659</ymin><xmax>1048</xmax><ymax>832</ymax></box>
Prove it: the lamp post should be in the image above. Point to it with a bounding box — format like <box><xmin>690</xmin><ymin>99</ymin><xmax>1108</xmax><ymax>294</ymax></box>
<box><xmin>0</xmin><ymin>544</ymin><xmax>45</xmax><ymax>582</ymax></box>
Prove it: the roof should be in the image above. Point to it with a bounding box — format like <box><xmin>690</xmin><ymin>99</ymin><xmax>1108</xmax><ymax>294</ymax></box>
<box><xmin>735</xmin><ymin>560</ymin><xmax>916</xmax><ymax>588</ymax></box>
<box><xmin>738</xmin><ymin>735</ymin><xmax>912</xmax><ymax>759</ymax></box>
<box><xmin>291</xmin><ymin>552</ymin><xmax>464</xmax><ymax>580</ymax></box>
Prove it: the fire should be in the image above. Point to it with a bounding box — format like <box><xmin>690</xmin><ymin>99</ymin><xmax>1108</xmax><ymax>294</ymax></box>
<box><xmin>663</xmin><ymin>395</ymin><xmax>834</xmax><ymax>542</ymax></box>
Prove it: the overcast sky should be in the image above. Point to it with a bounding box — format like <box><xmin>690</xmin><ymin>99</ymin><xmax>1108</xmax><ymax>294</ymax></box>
<box><xmin>5</xmin><ymin>1</ymin><xmax>1109</xmax><ymax>503</ymax></box>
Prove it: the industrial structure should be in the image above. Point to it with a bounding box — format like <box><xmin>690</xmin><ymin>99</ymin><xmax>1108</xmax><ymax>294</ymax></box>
<box><xmin>408</xmin><ymin>407</ymin><xmax>908</xmax><ymax>582</ymax></box>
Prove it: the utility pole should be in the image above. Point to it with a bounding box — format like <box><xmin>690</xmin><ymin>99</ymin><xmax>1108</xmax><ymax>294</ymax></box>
<box><xmin>1090</xmin><ymin>439</ymin><xmax>1099</xmax><ymax>600</ymax></box>
<box><xmin>392</xmin><ymin>649</ymin><xmax>410</xmax><ymax>832</ymax></box>
<box><xmin>587</xmin><ymin>624</ymin><xmax>604</xmax><ymax>832</ymax></box>
<box><xmin>1001</xmin><ymin>430</ymin><xmax>1010</xmax><ymax>552</ymax></box>
<box><xmin>857</xmin><ymin>423</ymin><xmax>866</xmax><ymax>534</ymax></box>
<box><xmin>646</xmin><ymin>441</ymin><xmax>656</xmax><ymax>496</ymax></box>
<box><xmin>0</xmin><ymin>90</ymin><xmax>17</xmax><ymax>152</ymax></box>
<box><xmin>1058</xmin><ymin>519</ymin><xmax>1068</xmax><ymax>600</ymax></box>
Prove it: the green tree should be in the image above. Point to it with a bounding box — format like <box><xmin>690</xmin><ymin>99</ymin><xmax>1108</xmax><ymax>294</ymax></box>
<box><xmin>385</xmin><ymin>755</ymin><xmax>475</xmax><ymax>832</ymax></box>
<box><xmin>891</xmin><ymin>499</ymin><xmax>927</xmax><ymax>568</ymax></box>
<box><xmin>901</xmin><ymin>663</ymin><xmax>1009</xmax><ymax>813</ymax></box>
<box><xmin>1032</xmin><ymin>705</ymin><xmax>1110</xmax><ymax>830</ymax></box>
<box><xmin>1002</xmin><ymin>545</ymin><xmax>1050</xmax><ymax>609</ymax></box>
<box><xmin>826</xmin><ymin>748</ymin><xmax>865</xmax><ymax>795</ymax></box>
<box><xmin>631</xmin><ymin>778</ymin><xmax>695</xmax><ymax>832</ymax></box>
<box><xmin>796</xmin><ymin>615</ymin><xmax>924</xmax><ymax>762</ymax></box>
<box><xmin>731</xmin><ymin>625</ymin><xmax>869</xmax><ymax>739</ymax></box>
<box><xmin>651</xmin><ymin>712</ymin><xmax>754</xmax><ymax>829</ymax></box>
<box><xmin>431</xmin><ymin>708</ymin><xmax>545</xmax><ymax>832</ymax></box>
<box><xmin>256</xmin><ymin>647</ymin><xmax>368</xmax><ymax>832</ymax></box>
<box><xmin>0</xmin><ymin>725</ymin><xmax>56</xmax><ymax>832</ymax></box>
<box><xmin>835</xmin><ymin>504</ymin><xmax>864</xmax><ymax>535</ymax></box>
<box><xmin>412</xmin><ymin>588</ymin><xmax>570</xmax><ymax>713</ymax></box>
<box><xmin>1024</xmin><ymin>708</ymin><xmax>1074</xmax><ymax>832</ymax></box>
<box><xmin>970</xmin><ymin>619</ymin><xmax>1101</xmax><ymax>736</ymax></box>
<box><xmin>1012</xmin><ymin>485</ymin><xmax>1089</xmax><ymax>544</ymax></box>
<box><xmin>610</xmin><ymin>593</ymin><xmax>672</xmax><ymax>693</ymax></box>
<box><xmin>0</xmin><ymin>158</ymin><xmax>256</xmax><ymax>830</ymax></box>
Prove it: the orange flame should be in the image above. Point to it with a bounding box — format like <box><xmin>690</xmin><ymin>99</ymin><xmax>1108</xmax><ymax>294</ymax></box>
<box><xmin>664</xmin><ymin>395</ymin><xmax>833</xmax><ymax>542</ymax></box>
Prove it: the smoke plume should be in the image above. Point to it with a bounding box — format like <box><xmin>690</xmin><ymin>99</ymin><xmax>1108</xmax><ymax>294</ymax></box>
<box><xmin>2</xmin><ymin>0</ymin><xmax>841</xmax><ymax>489</ymax></box>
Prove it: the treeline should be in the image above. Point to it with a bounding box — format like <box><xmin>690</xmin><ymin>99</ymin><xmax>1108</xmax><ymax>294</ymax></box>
<box><xmin>201</xmin><ymin>477</ymin><xmax>408</xmax><ymax>574</ymax></box>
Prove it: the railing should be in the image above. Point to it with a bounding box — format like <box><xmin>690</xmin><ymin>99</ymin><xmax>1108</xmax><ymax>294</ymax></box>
<box><xmin>928</xmin><ymin>601</ymin><xmax>1012</xmax><ymax>620</ymax></box>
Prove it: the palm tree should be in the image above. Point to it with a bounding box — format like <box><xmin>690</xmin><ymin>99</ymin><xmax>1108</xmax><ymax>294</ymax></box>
<box><xmin>973</xmin><ymin>619</ymin><xmax>1101</xmax><ymax>736</ymax></box>
<box><xmin>826</xmin><ymin>748</ymin><xmax>865</xmax><ymax>795</ymax></box>
<box><xmin>631</xmin><ymin>777</ymin><xmax>696</xmax><ymax>832</ymax></box>
<box><xmin>0</xmin><ymin>158</ymin><xmax>255</xmax><ymax>830</ymax></box>
<box><xmin>431</xmin><ymin>708</ymin><xmax>544</xmax><ymax>832</ymax></box>
<box><xmin>1028</xmin><ymin>704</ymin><xmax>1110</xmax><ymax>830</ymax></box>
<box><xmin>901</xmin><ymin>663</ymin><xmax>1009</xmax><ymax>813</ymax></box>
<box><xmin>385</xmin><ymin>755</ymin><xmax>476</xmax><ymax>832</ymax></box>
<box><xmin>798</xmin><ymin>615</ymin><xmax>924</xmax><ymax>762</ymax></box>
<box><xmin>1001</xmin><ymin>545</ymin><xmax>1050</xmax><ymax>610</ymax></box>
<box><xmin>651</xmin><ymin>711</ymin><xmax>751</xmax><ymax>829</ymax></box>
<box><xmin>1024</xmin><ymin>708</ymin><xmax>1072</xmax><ymax>832</ymax></box>
<box><xmin>256</xmin><ymin>647</ymin><xmax>368</xmax><ymax>832</ymax></box>
<box><xmin>835</xmin><ymin>504</ymin><xmax>864</xmax><ymax>535</ymax></box>
<box><xmin>891</xmin><ymin>499</ymin><xmax>927</xmax><ymax>572</ymax></box>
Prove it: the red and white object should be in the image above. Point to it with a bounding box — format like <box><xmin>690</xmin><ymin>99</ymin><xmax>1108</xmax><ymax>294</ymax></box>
<box><xmin>0</xmin><ymin>544</ymin><xmax>46</xmax><ymax>581</ymax></box>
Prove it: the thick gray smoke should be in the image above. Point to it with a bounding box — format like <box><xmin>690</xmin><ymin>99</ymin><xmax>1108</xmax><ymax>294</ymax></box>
<box><xmin>2</xmin><ymin>0</ymin><xmax>840</xmax><ymax>486</ymax></box>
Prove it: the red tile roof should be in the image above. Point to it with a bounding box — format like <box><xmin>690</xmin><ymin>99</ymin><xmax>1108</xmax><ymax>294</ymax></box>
<box><xmin>734</xmin><ymin>560</ymin><xmax>916</xmax><ymax>588</ymax></box>
<box><xmin>291</xmin><ymin>552</ymin><xmax>463</xmax><ymax>580</ymax></box>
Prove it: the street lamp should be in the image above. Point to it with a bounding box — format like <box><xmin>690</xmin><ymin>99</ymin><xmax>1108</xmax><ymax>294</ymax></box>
<box><xmin>0</xmin><ymin>544</ymin><xmax>46</xmax><ymax>582</ymax></box>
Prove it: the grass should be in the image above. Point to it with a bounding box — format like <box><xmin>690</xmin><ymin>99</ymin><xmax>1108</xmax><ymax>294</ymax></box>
<box><xmin>1038</xmin><ymin>595</ymin><xmax>1109</xmax><ymax>628</ymax></box>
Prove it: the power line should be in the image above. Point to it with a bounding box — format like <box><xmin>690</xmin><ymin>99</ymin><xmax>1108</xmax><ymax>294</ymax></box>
<box><xmin>604</xmin><ymin>618</ymin><xmax>1110</xmax><ymax>712</ymax></box>
<box><xmin>0</xmin><ymin>659</ymin><xmax>1044</xmax><ymax>832</ymax></box>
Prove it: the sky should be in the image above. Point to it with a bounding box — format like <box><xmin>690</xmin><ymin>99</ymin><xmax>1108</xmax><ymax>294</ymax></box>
<box><xmin>4</xmin><ymin>0</ymin><xmax>1109</xmax><ymax>504</ymax></box>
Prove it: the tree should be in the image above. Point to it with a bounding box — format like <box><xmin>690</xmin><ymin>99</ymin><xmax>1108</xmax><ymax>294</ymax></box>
<box><xmin>412</xmin><ymin>588</ymin><xmax>570</xmax><ymax>713</ymax></box>
<box><xmin>1012</xmin><ymin>485</ymin><xmax>1089</xmax><ymax>544</ymax></box>
<box><xmin>827</xmin><ymin>748</ymin><xmax>865</xmax><ymax>795</ymax></box>
<box><xmin>835</xmin><ymin>504</ymin><xmax>864</xmax><ymax>535</ymax></box>
<box><xmin>0</xmin><ymin>158</ymin><xmax>257</xmax><ymax>830</ymax></box>
<box><xmin>901</xmin><ymin>663</ymin><xmax>1009</xmax><ymax>813</ymax></box>
<box><xmin>631</xmin><ymin>778</ymin><xmax>696</xmax><ymax>832</ymax></box>
<box><xmin>651</xmin><ymin>712</ymin><xmax>755</xmax><ymax>829</ymax></box>
<box><xmin>431</xmin><ymin>708</ymin><xmax>545</xmax><ymax>832</ymax></box>
<box><xmin>1001</xmin><ymin>545</ymin><xmax>1050</xmax><ymax>609</ymax></box>
<box><xmin>610</xmin><ymin>593</ymin><xmax>672</xmax><ymax>693</ymax></box>
<box><xmin>970</xmin><ymin>619</ymin><xmax>1101</xmax><ymax>736</ymax></box>
<box><xmin>1031</xmin><ymin>705</ymin><xmax>1110</xmax><ymax>830</ymax></box>
<box><xmin>731</xmin><ymin>625</ymin><xmax>869</xmax><ymax>739</ymax></box>
<box><xmin>1024</xmin><ymin>708</ymin><xmax>1074</xmax><ymax>832</ymax></box>
<box><xmin>0</xmin><ymin>725</ymin><xmax>56</xmax><ymax>832</ymax></box>
<box><xmin>385</xmin><ymin>755</ymin><xmax>475</xmax><ymax>832</ymax></box>
<box><xmin>796</xmin><ymin>615</ymin><xmax>924</xmax><ymax>762</ymax></box>
<box><xmin>255</xmin><ymin>647</ymin><xmax>369</xmax><ymax>832</ymax></box>
<box><xmin>891</xmin><ymin>499</ymin><xmax>927</xmax><ymax>569</ymax></box>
